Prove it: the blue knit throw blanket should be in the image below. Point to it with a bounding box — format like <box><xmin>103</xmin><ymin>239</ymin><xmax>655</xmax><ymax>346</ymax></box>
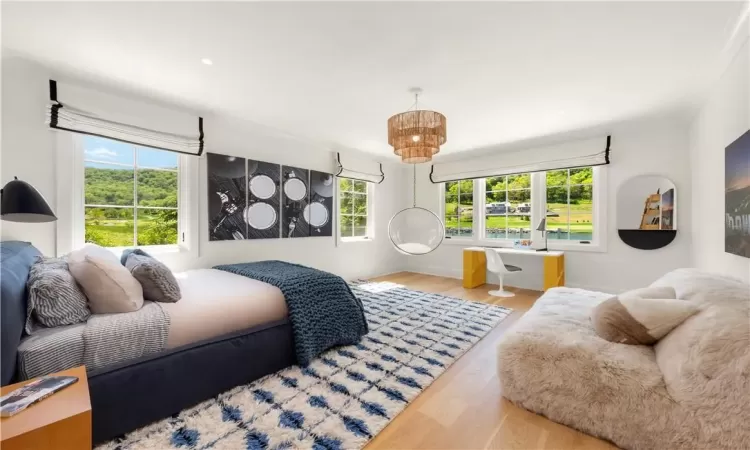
<box><xmin>213</xmin><ymin>261</ymin><xmax>368</xmax><ymax>366</ymax></box>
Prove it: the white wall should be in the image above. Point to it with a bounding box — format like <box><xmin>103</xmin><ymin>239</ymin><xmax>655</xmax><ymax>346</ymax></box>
<box><xmin>0</xmin><ymin>55</ymin><xmax>407</xmax><ymax>280</ymax></box>
<box><xmin>405</xmin><ymin>117</ymin><xmax>693</xmax><ymax>293</ymax></box>
<box><xmin>1</xmin><ymin>56</ymin><xmax>57</xmax><ymax>254</ymax></box>
<box><xmin>689</xmin><ymin>17</ymin><xmax>750</xmax><ymax>282</ymax></box>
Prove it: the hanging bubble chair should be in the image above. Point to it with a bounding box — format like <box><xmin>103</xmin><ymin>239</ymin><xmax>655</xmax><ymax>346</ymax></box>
<box><xmin>388</xmin><ymin>165</ymin><xmax>445</xmax><ymax>255</ymax></box>
<box><xmin>386</xmin><ymin>87</ymin><xmax>447</xmax><ymax>256</ymax></box>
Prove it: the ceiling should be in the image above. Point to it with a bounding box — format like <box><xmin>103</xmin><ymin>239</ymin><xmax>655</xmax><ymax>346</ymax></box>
<box><xmin>2</xmin><ymin>1</ymin><xmax>744</xmax><ymax>158</ymax></box>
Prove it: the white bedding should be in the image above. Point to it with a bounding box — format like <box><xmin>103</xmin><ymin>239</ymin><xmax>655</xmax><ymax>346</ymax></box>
<box><xmin>163</xmin><ymin>269</ymin><xmax>288</xmax><ymax>348</ymax></box>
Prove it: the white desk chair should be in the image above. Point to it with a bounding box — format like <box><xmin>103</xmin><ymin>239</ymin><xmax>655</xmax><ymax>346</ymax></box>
<box><xmin>484</xmin><ymin>248</ymin><xmax>523</xmax><ymax>297</ymax></box>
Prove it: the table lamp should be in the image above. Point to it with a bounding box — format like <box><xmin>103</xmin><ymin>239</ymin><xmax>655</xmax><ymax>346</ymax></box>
<box><xmin>536</xmin><ymin>218</ymin><xmax>547</xmax><ymax>252</ymax></box>
<box><xmin>1</xmin><ymin>177</ymin><xmax>57</xmax><ymax>222</ymax></box>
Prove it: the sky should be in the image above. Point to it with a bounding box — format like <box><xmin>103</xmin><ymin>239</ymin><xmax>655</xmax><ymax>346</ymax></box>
<box><xmin>726</xmin><ymin>131</ymin><xmax>750</xmax><ymax>192</ymax></box>
<box><xmin>83</xmin><ymin>135</ymin><xmax>178</xmax><ymax>169</ymax></box>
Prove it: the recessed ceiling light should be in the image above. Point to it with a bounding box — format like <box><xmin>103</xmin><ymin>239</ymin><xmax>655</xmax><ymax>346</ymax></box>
<box><xmin>201</xmin><ymin>58</ymin><xmax>213</xmax><ymax>66</ymax></box>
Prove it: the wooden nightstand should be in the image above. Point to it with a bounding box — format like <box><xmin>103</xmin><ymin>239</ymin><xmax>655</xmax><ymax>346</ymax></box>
<box><xmin>0</xmin><ymin>366</ymin><xmax>91</xmax><ymax>450</ymax></box>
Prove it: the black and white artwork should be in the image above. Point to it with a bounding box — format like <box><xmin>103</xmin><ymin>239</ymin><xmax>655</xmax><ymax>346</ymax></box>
<box><xmin>208</xmin><ymin>154</ymin><xmax>334</xmax><ymax>241</ymax></box>
<box><xmin>207</xmin><ymin>153</ymin><xmax>247</xmax><ymax>241</ymax></box>
<box><xmin>281</xmin><ymin>166</ymin><xmax>310</xmax><ymax>238</ymax></box>
<box><xmin>308</xmin><ymin>170</ymin><xmax>334</xmax><ymax>237</ymax></box>
<box><xmin>246</xmin><ymin>160</ymin><xmax>281</xmax><ymax>239</ymax></box>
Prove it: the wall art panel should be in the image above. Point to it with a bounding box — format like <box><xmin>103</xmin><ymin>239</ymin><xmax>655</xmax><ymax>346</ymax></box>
<box><xmin>726</xmin><ymin>129</ymin><xmax>750</xmax><ymax>258</ymax></box>
<box><xmin>207</xmin><ymin>153</ymin><xmax>247</xmax><ymax>241</ymax></box>
<box><xmin>247</xmin><ymin>160</ymin><xmax>281</xmax><ymax>239</ymax></box>
<box><xmin>308</xmin><ymin>170</ymin><xmax>334</xmax><ymax>237</ymax></box>
<box><xmin>281</xmin><ymin>166</ymin><xmax>310</xmax><ymax>238</ymax></box>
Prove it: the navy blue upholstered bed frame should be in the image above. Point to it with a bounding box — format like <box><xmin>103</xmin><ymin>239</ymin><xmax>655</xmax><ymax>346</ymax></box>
<box><xmin>0</xmin><ymin>241</ymin><xmax>297</xmax><ymax>444</ymax></box>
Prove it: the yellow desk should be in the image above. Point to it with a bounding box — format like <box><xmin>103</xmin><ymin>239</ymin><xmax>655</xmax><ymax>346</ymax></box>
<box><xmin>463</xmin><ymin>247</ymin><xmax>565</xmax><ymax>291</ymax></box>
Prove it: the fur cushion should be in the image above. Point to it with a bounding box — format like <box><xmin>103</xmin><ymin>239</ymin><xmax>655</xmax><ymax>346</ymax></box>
<box><xmin>498</xmin><ymin>270</ymin><xmax>750</xmax><ymax>450</ymax></box>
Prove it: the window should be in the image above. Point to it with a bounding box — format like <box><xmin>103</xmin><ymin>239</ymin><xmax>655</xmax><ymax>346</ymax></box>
<box><xmin>444</xmin><ymin>180</ymin><xmax>474</xmax><ymax>238</ymax></box>
<box><xmin>545</xmin><ymin>168</ymin><xmax>593</xmax><ymax>241</ymax></box>
<box><xmin>339</xmin><ymin>178</ymin><xmax>370</xmax><ymax>239</ymax></box>
<box><xmin>485</xmin><ymin>173</ymin><xmax>532</xmax><ymax>240</ymax></box>
<box><xmin>83</xmin><ymin>136</ymin><xmax>179</xmax><ymax>247</ymax></box>
<box><xmin>441</xmin><ymin>166</ymin><xmax>602</xmax><ymax>248</ymax></box>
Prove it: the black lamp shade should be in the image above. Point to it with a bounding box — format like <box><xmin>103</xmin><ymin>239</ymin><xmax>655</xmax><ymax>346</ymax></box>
<box><xmin>1</xmin><ymin>178</ymin><xmax>57</xmax><ymax>223</ymax></box>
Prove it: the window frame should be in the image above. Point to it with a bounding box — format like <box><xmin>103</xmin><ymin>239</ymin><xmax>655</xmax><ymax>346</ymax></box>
<box><xmin>439</xmin><ymin>166</ymin><xmax>607</xmax><ymax>252</ymax></box>
<box><xmin>83</xmin><ymin>146</ymin><xmax>180</xmax><ymax>248</ymax></box>
<box><xmin>544</xmin><ymin>167</ymin><xmax>595</xmax><ymax>245</ymax></box>
<box><xmin>482</xmin><ymin>173</ymin><xmax>533</xmax><ymax>241</ymax></box>
<box><xmin>337</xmin><ymin>177</ymin><xmax>375</xmax><ymax>243</ymax></box>
<box><xmin>56</xmin><ymin>133</ymin><xmax>195</xmax><ymax>257</ymax></box>
<box><xmin>443</xmin><ymin>179</ymin><xmax>476</xmax><ymax>239</ymax></box>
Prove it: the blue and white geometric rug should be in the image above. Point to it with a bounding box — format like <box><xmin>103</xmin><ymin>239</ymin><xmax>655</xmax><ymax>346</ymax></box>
<box><xmin>99</xmin><ymin>280</ymin><xmax>512</xmax><ymax>450</ymax></box>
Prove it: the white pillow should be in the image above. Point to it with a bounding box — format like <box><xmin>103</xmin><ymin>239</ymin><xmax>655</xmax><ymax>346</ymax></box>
<box><xmin>68</xmin><ymin>244</ymin><xmax>144</xmax><ymax>313</ymax></box>
<box><xmin>591</xmin><ymin>285</ymin><xmax>697</xmax><ymax>345</ymax></box>
<box><xmin>619</xmin><ymin>286</ymin><xmax>677</xmax><ymax>301</ymax></box>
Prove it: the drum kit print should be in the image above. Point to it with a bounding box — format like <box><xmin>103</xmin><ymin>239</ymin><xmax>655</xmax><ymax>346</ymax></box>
<box><xmin>281</xmin><ymin>166</ymin><xmax>334</xmax><ymax>238</ymax></box>
<box><xmin>246</xmin><ymin>160</ymin><xmax>282</xmax><ymax>239</ymax></box>
<box><xmin>207</xmin><ymin>152</ymin><xmax>333</xmax><ymax>241</ymax></box>
<box><xmin>207</xmin><ymin>153</ymin><xmax>248</xmax><ymax>241</ymax></box>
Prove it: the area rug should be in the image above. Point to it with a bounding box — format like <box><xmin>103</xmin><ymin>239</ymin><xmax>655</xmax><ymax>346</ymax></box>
<box><xmin>99</xmin><ymin>280</ymin><xmax>512</xmax><ymax>450</ymax></box>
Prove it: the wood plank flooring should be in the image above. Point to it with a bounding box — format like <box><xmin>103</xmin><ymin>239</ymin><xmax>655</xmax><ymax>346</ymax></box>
<box><xmin>364</xmin><ymin>272</ymin><xmax>616</xmax><ymax>450</ymax></box>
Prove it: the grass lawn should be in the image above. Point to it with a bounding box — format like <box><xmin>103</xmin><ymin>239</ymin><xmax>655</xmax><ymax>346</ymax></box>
<box><xmin>445</xmin><ymin>202</ymin><xmax>593</xmax><ymax>234</ymax></box>
<box><xmin>86</xmin><ymin>218</ymin><xmax>176</xmax><ymax>246</ymax></box>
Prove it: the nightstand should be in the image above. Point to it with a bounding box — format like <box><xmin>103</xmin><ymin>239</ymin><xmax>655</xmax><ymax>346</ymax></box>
<box><xmin>0</xmin><ymin>366</ymin><xmax>91</xmax><ymax>450</ymax></box>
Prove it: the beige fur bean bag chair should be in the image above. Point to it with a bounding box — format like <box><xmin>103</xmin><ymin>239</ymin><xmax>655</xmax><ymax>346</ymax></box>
<box><xmin>497</xmin><ymin>269</ymin><xmax>749</xmax><ymax>450</ymax></box>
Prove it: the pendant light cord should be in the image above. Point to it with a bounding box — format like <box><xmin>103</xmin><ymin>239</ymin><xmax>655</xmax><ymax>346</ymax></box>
<box><xmin>413</xmin><ymin>163</ymin><xmax>417</xmax><ymax>208</ymax></box>
<box><xmin>407</xmin><ymin>92</ymin><xmax>420</xmax><ymax>111</ymax></box>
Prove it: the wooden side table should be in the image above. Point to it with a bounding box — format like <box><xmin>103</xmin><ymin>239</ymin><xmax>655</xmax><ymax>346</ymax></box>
<box><xmin>0</xmin><ymin>366</ymin><xmax>91</xmax><ymax>450</ymax></box>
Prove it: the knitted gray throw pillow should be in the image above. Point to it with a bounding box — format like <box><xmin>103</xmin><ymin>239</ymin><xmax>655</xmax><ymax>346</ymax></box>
<box><xmin>124</xmin><ymin>252</ymin><xmax>181</xmax><ymax>303</ymax></box>
<box><xmin>26</xmin><ymin>257</ymin><xmax>91</xmax><ymax>333</ymax></box>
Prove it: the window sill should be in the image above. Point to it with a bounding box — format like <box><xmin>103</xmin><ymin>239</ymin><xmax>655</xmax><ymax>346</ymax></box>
<box><xmin>546</xmin><ymin>241</ymin><xmax>605</xmax><ymax>253</ymax></box>
<box><xmin>443</xmin><ymin>237</ymin><xmax>482</xmax><ymax>246</ymax></box>
<box><xmin>340</xmin><ymin>237</ymin><xmax>374</xmax><ymax>244</ymax></box>
<box><xmin>104</xmin><ymin>244</ymin><xmax>185</xmax><ymax>259</ymax></box>
<box><xmin>441</xmin><ymin>237</ymin><xmax>605</xmax><ymax>253</ymax></box>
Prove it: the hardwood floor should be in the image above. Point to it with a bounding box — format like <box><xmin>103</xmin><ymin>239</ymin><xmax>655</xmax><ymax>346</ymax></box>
<box><xmin>364</xmin><ymin>272</ymin><xmax>616</xmax><ymax>450</ymax></box>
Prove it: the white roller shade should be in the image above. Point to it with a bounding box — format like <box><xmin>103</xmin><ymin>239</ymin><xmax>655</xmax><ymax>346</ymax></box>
<box><xmin>45</xmin><ymin>80</ymin><xmax>204</xmax><ymax>155</ymax></box>
<box><xmin>430</xmin><ymin>136</ymin><xmax>610</xmax><ymax>183</ymax></box>
<box><xmin>335</xmin><ymin>152</ymin><xmax>385</xmax><ymax>184</ymax></box>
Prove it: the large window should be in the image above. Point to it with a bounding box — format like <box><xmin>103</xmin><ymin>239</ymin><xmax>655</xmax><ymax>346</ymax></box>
<box><xmin>442</xmin><ymin>166</ymin><xmax>599</xmax><ymax>246</ymax></box>
<box><xmin>485</xmin><ymin>173</ymin><xmax>532</xmax><ymax>240</ymax></box>
<box><xmin>339</xmin><ymin>178</ymin><xmax>370</xmax><ymax>239</ymax></box>
<box><xmin>444</xmin><ymin>180</ymin><xmax>474</xmax><ymax>237</ymax></box>
<box><xmin>83</xmin><ymin>136</ymin><xmax>179</xmax><ymax>247</ymax></box>
<box><xmin>545</xmin><ymin>168</ymin><xmax>593</xmax><ymax>241</ymax></box>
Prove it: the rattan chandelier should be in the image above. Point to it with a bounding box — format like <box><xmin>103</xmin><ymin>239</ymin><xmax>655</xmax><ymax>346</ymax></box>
<box><xmin>387</xmin><ymin>88</ymin><xmax>446</xmax><ymax>164</ymax></box>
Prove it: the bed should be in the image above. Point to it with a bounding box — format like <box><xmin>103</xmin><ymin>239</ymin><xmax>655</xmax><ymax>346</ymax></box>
<box><xmin>17</xmin><ymin>269</ymin><xmax>289</xmax><ymax>379</ymax></box>
<box><xmin>0</xmin><ymin>242</ymin><xmax>364</xmax><ymax>444</ymax></box>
